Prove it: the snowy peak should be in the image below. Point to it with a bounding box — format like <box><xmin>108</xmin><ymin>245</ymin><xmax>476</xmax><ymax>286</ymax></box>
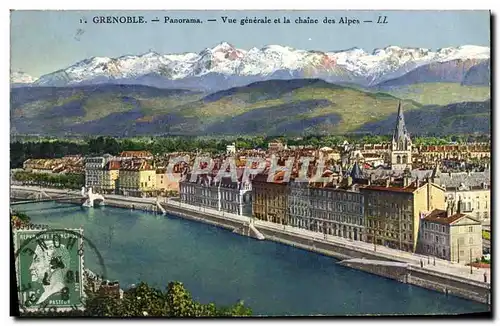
<box><xmin>32</xmin><ymin>43</ymin><xmax>490</xmax><ymax>88</ymax></box>
<box><xmin>210</xmin><ymin>41</ymin><xmax>237</xmax><ymax>53</ymax></box>
<box><xmin>436</xmin><ymin>45</ymin><xmax>490</xmax><ymax>61</ymax></box>
<box><xmin>11</xmin><ymin>71</ymin><xmax>36</xmax><ymax>84</ymax></box>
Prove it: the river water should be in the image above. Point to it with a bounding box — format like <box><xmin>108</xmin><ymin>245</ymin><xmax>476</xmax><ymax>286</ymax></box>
<box><xmin>13</xmin><ymin>201</ymin><xmax>488</xmax><ymax>316</ymax></box>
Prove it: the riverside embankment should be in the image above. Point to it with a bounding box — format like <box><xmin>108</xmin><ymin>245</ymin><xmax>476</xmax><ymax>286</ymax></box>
<box><xmin>10</xmin><ymin>185</ymin><xmax>491</xmax><ymax>306</ymax></box>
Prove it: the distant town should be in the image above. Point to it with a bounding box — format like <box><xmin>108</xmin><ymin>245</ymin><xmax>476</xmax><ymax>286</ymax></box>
<box><xmin>11</xmin><ymin>102</ymin><xmax>491</xmax><ymax>265</ymax></box>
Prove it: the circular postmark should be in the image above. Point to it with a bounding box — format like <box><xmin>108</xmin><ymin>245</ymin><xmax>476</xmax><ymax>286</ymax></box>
<box><xmin>14</xmin><ymin>228</ymin><xmax>108</xmax><ymax>314</ymax></box>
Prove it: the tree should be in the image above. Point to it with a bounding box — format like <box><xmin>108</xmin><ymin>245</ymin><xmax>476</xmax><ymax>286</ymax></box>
<box><xmin>20</xmin><ymin>280</ymin><xmax>252</xmax><ymax>317</ymax></box>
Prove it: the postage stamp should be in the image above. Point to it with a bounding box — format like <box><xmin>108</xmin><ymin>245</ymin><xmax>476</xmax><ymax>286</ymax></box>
<box><xmin>14</xmin><ymin>228</ymin><xmax>85</xmax><ymax>312</ymax></box>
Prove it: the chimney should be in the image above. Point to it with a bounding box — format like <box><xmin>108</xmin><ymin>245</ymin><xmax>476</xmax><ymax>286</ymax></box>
<box><xmin>385</xmin><ymin>178</ymin><xmax>391</xmax><ymax>188</ymax></box>
<box><xmin>347</xmin><ymin>176</ymin><xmax>353</xmax><ymax>187</ymax></box>
<box><xmin>457</xmin><ymin>198</ymin><xmax>462</xmax><ymax>215</ymax></box>
<box><xmin>403</xmin><ymin>174</ymin><xmax>411</xmax><ymax>187</ymax></box>
<box><xmin>450</xmin><ymin>199</ymin><xmax>457</xmax><ymax>216</ymax></box>
<box><xmin>446</xmin><ymin>201</ymin><xmax>452</xmax><ymax>217</ymax></box>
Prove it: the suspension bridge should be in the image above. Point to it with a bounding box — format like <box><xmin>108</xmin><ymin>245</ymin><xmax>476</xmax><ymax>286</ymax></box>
<box><xmin>10</xmin><ymin>193</ymin><xmax>84</xmax><ymax>205</ymax></box>
<box><xmin>10</xmin><ymin>186</ymin><xmax>106</xmax><ymax>207</ymax></box>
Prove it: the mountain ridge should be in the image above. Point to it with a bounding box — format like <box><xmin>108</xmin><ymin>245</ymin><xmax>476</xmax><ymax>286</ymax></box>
<box><xmin>10</xmin><ymin>79</ymin><xmax>490</xmax><ymax>137</ymax></box>
<box><xmin>13</xmin><ymin>43</ymin><xmax>490</xmax><ymax>91</ymax></box>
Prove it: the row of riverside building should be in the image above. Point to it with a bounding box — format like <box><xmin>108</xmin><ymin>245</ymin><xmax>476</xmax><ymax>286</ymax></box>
<box><xmin>179</xmin><ymin>103</ymin><xmax>487</xmax><ymax>263</ymax></box>
<box><xmin>181</xmin><ymin>161</ymin><xmax>482</xmax><ymax>262</ymax></box>
<box><xmin>84</xmin><ymin>151</ymin><xmax>185</xmax><ymax>197</ymax></box>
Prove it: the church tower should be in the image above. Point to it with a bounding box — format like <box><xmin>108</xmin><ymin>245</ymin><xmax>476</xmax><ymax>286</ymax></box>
<box><xmin>390</xmin><ymin>102</ymin><xmax>412</xmax><ymax>171</ymax></box>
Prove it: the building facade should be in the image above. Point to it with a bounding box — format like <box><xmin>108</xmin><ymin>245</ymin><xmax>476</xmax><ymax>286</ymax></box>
<box><xmin>180</xmin><ymin>174</ymin><xmax>219</xmax><ymax>210</ymax></box>
<box><xmin>156</xmin><ymin>168</ymin><xmax>182</xmax><ymax>195</ymax></box>
<box><xmin>288</xmin><ymin>180</ymin><xmax>311</xmax><ymax>229</ymax></box>
<box><xmin>102</xmin><ymin>160</ymin><xmax>120</xmax><ymax>194</ymax></box>
<box><xmin>179</xmin><ymin>171</ymin><xmax>252</xmax><ymax>216</ymax></box>
<box><xmin>418</xmin><ymin>143</ymin><xmax>490</xmax><ymax>162</ymax></box>
<box><xmin>445</xmin><ymin>186</ymin><xmax>490</xmax><ymax>225</ymax></box>
<box><xmin>431</xmin><ymin>165</ymin><xmax>491</xmax><ymax>225</ymax></box>
<box><xmin>418</xmin><ymin>207</ymin><xmax>482</xmax><ymax>262</ymax></box>
<box><xmin>360</xmin><ymin>180</ymin><xmax>445</xmax><ymax>252</ymax></box>
<box><xmin>252</xmin><ymin>173</ymin><xmax>289</xmax><ymax>224</ymax></box>
<box><xmin>118</xmin><ymin>159</ymin><xmax>156</xmax><ymax>197</ymax></box>
<box><xmin>85</xmin><ymin>154</ymin><xmax>114</xmax><ymax>192</ymax></box>
<box><xmin>307</xmin><ymin>185</ymin><xmax>364</xmax><ymax>241</ymax></box>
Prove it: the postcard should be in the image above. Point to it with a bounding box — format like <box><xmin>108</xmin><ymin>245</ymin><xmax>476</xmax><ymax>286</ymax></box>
<box><xmin>10</xmin><ymin>10</ymin><xmax>491</xmax><ymax>317</ymax></box>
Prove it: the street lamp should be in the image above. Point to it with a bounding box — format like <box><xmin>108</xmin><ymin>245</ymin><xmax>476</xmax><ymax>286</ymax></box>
<box><xmin>470</xmin><ymin>248</ymin><xmax>473</xmax><ymax>274</ymax></box>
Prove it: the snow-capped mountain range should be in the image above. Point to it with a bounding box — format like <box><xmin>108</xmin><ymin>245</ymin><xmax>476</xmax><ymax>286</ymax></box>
<box><xmin>12</xmin><ymin>42</ymin><xmax>490</xmax><ymax>90</ymax></box>
<box><xmin>11</xmin><ymin>71</ymin><xmax>36</xmax><ymax>84</ymax></box>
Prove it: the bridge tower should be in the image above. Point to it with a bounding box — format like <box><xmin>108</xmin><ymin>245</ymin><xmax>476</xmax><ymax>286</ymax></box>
<box><xmin>81</xmin><ymin>187</ymin><xmax>105</xmax><ymax>208</ymax></box>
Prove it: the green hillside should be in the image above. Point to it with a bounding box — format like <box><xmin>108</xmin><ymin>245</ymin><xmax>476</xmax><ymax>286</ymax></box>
<box><xmin>11</xmin><ymin>80</ymin><xmax>489</xmax><ymax>136</ymax></box>
<box><xmin>178</xmin><ymin>79</ymin><xmax>421</xmax><ymax>134</ymax></box>
<box><xmin>378</xmin><ymin>82</ymin><xmax>490</xmax><ymax>106</ymax></box>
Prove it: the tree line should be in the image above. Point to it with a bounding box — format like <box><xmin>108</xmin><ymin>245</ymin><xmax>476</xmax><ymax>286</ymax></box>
<box><xmin>10</xmin><ymin>134</ymin><xmax>490</xmax><ymax>169</ymax></box>
<box><xmin>18</xmin><ymin>281</ymin><xmax>252</xmax><ymax>317</ymax></box>
<box><xmin>13</xmin><ymin>171</ymin><xmax>85</xmax><ymax>189</ymax></box>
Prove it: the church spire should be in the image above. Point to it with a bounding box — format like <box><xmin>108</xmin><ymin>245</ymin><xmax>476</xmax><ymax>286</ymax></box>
<box><xmin>390</xmin><ymin>101</ymin><xmax>413</xmax><ymax>171</ymax></box>
<box><xmin>392</xmin><ymin>101</ymin><xmax>411</xmax><ymax>150</ymax></box>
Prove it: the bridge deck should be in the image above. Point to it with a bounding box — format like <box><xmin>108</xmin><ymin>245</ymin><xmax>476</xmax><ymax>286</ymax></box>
<box><xmin>10</xmin><ymin>197</ymin><xmax>83</xmax><ymax>205</ymax></box>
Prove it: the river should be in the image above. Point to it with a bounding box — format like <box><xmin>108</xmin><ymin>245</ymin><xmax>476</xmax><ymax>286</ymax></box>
<box><xmin>13</xmin><ymin>201</ymin><xmax>489</xmax><ymax>316</ymax></box>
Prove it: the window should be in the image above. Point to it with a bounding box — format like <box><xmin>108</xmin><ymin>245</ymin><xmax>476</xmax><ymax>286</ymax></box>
<box><xmin>469</xmin><ymin>226</ymin><xmax>473</xmax><ymax>233</ymax></box>
<box><xmin>435</xmin><ymin>236</ymin><xmax>439</xmax><ymax>243</ymax></box>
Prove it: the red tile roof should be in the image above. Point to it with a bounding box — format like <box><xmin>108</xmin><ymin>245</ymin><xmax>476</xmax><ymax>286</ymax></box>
<box><xmin>106</xmin><ymin>160</ymin><xmax>121</xmax><ymax>170</ymax></box>
<box><xmin>120</xmin><ymin>159</ymin><xmax>154</xmax><ymax>171</ymax></box>
<box><xmin>423</xmin><ymin>209</ymin><xmax>467</xmax><ymax>225</ymax></box>
<box><xmin>119</xmin><ymin>151</ymin><xmax>153</xmax><ymax>158</ymax></box>
<box><xmin>360</xmin><ymin>185</ymin><xmax>418</xmax><ymax>193</ymax></box>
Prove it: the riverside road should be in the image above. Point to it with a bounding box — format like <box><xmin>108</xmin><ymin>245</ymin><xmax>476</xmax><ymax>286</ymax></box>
<box><xmin>11</xmin><ymin>185</ymin><xmax>491</xmax><ymax>286</ymax></box>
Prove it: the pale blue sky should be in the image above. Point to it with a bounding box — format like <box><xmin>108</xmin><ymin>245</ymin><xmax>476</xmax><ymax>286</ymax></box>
<box><xmin>11</xmin><ymin>10</ymin><xmax>490</xmax><ymax>77</ymax></box>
